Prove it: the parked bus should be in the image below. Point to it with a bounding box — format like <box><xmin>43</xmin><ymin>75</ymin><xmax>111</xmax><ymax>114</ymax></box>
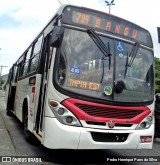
<box><xmin>5</xmin><ymin>4</ymin><xmax>154</xmax><ymax>149</ymax></box>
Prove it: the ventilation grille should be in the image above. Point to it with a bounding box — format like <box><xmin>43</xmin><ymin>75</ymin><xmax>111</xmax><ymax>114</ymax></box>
<box><xmin>75</xmin><ymin>103</ymin><xmax>143</xmax><ymax>119</ymax></box>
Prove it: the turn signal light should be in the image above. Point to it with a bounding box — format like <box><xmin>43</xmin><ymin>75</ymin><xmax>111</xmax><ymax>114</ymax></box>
<box><xmin>50</xmin><ymin>101</ymin><xmax>58</xmax><ymax>107</ymax></box>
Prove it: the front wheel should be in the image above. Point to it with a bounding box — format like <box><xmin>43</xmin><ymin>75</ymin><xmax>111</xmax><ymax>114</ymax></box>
<box><xmin>6</xmin><ymin>109</ymin><xmax>13</xmax><ymax>116</ymax></box>
<box><xmin>24</xmin><ymin>111</ymin><xmax>35</xmax><ymax>143</ymax></box>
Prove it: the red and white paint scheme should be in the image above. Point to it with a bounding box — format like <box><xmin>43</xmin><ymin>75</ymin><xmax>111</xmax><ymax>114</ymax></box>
<box><xmin>5</xmin><ymin>4</ymin><xmax>154</xmax><ymax>149</ymax></box>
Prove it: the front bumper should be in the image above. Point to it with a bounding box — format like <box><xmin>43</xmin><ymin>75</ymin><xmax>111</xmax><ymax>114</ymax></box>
<box><xmin>43</xmin><ymin>117</ymin><xmax>154</xmax><ymax>149</ymax></box>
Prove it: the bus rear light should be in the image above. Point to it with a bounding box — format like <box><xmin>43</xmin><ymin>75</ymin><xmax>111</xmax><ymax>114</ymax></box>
<box><xmin>140</xmin><ymin>136</ymin><xmax>152</xmax><ymax>143</ymax></box>
<box><xmin>48</xmin><ymin>99</ymin><xmax>81</xmax><ymax>127</ymax></box>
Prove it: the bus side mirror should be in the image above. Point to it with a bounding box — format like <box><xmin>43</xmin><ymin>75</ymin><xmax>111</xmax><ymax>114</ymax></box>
<box><xmin>50</xmin><ymin>26</ymin><xmax>64</xmax><ymax>47</ymax></box>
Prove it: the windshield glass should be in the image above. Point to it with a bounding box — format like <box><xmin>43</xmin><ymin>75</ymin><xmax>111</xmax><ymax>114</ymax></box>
<box><xmin>115</xmin><ymin>41</ymin><xmax>154</xmax><ymax>101</ymax></box>
<box><xmin>55</xmin><ymin>28</ymin><xmax>154</xmax><ymax>103</ymax></box>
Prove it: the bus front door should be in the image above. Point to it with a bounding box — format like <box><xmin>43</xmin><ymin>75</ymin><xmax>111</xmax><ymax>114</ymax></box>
<box><xmin>35</xmin><ymin>34</ymin><xmax>53</xmax><ymax>136</ymax></box>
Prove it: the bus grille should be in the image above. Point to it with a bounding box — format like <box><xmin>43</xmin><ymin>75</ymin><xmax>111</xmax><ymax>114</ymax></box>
<box><xmin>75</xmin><ymin>103</ymin><xmax>143</xmax><ymax>119</ymax></box>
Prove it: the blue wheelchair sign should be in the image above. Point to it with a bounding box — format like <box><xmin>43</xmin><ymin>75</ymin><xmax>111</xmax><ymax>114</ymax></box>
<box><xmin>116</xmin><ymin>41</ymin><xmax>125</xmax><ymax>52</ymax></box>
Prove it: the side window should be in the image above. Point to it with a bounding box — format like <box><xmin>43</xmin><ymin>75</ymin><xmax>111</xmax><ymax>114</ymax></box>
<box><xmin>22</xmin><ymin>47</ymin><xmax>32</xmax><ymax>77</ymax></box>
<box><xmin>29</xmin><ymin>35</ymin><xmax>43</xmax><ymax>73</ymax></box>
<box><xmin>26</xmin><ymin>48</ymin><xmax>32</xmax><ymax>61</ymax></box>
<box><xmin>29</xmin><ymin>55</ymin><xmax>39</xmax><ymax>73</ymax></box>
<box><xmin>22</xmin><ymin>62</ymin><xmax>29</xmax><ymax>76</ymax></box>
<box><xmin>18</xmin><ymin>55</ymin><xmax>25</xmax><ymax>77</ymax></box>
<box><xmin>32</xmin><ymin>35</ymin><xmax>43</xmax><ymax>56</ymax></box>
<box><xmin>7</xmin><ymin>69</ymin><xmax>12</xmax><ymax>84</ymax></box>
<box><xmin>18</xmin><ymin>62</ymin><xmax>23</xmax><ymax>78</ymax></box>
<box><xmin>12</xmin><ymin>66</ymin><xmax>18</xmax><ymax>83</ymax></box>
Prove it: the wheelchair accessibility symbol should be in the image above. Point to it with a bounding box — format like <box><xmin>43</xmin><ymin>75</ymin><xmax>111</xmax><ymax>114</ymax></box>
<box><xmin>116</xmin><ymin>41</ymin><xmax>124</xmax><ymax>52</ymax></box>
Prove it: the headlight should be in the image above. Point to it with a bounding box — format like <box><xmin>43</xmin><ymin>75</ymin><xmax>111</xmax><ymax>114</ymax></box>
<box><xmin>49</xmin><ymin>100</ymin><xmax>81</xmax><ymax>126</ymax></box>
<box><xmin>136</xmin><ymin>115</ymin><xmax>153</xmax><ymax>130</ymax></box>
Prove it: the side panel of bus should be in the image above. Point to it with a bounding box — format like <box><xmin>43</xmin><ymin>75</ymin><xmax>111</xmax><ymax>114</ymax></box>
<box><xmin>14</xmin><ymin>75</ymin><xmax>41</xmax><ymax>131</ymax></box>
<box><xmin>14</xmin><ymin>32</ymin><xmax>54</xmax><ymax>138</ymax></box>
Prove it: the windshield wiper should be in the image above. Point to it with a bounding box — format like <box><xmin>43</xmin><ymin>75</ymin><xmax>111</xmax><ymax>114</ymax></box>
<box><xmin>128</xmin><ymin>42</ymin><xmax>140</xmax><ymax>66</ymax></box>
<box><xmin>124</xmin><ymin>52</ymin><xmax>129</xmax><ymax>78</ymax></box>
<box><xmin>124</xmin><ymin>42</ymin><xmax>140</xmax><ymax>78</ymax></box>
<box><xmin>87</xmin><ymin>29</ymin><xmax>112</xmax><ymax>83</ymax></box>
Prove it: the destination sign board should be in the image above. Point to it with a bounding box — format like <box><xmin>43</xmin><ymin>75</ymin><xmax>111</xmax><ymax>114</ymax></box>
<box><xmin>62</xmin><ymin>6</ymin><xmax>153</xmax><ymax>48</ymax></box>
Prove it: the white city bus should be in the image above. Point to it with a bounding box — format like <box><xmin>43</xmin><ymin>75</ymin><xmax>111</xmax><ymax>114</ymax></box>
<box><xmin>5</xmin><ymin>4</ymin><xmax>154</xmax><ymax>149</ymax></box>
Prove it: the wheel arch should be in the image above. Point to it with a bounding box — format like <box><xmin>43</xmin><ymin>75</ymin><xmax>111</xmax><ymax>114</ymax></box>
<box><xmin>22</xmin><ymin>97</ymin><xmax>29</xmax><ymax>123</ymax></box>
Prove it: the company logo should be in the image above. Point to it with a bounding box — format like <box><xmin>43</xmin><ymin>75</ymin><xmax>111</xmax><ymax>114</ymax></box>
<box><xmin>108</xmin><ymin>120</ymin><xmax>115</xmax><ymax>128</ymax></box>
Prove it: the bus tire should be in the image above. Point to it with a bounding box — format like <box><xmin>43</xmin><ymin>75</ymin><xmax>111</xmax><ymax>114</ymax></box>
<box><xmin>24</xmin><ymin>110</ymin><xmax>34</xmax><ymax>143</ymax></box>
<box><xmin>6</xmin><ymin>109</ymin><xmax>12</xmax><ymax>116</ymax></box>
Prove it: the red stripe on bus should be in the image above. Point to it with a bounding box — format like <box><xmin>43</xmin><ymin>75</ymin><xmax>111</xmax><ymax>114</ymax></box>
<box><xmin>61</xmin><ymin>98</ymin><xmax>151</xmax><ymax>124</ymax></box>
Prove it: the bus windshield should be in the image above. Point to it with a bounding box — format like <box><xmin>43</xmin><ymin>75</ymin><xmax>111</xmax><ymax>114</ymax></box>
<box><xmin>55</xmin><ymin>28</ymin><xmax>154</xmax><ymax>103</ymax></box>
